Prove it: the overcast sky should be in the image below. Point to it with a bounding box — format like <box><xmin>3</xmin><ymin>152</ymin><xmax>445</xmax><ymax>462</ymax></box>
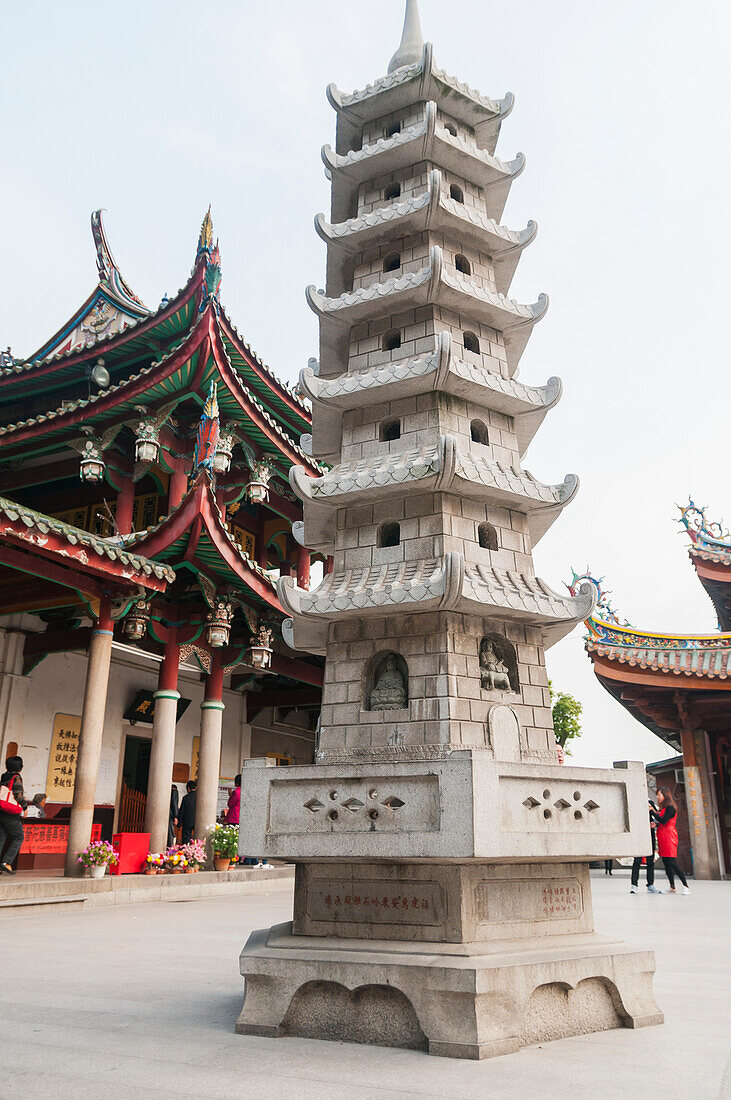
<box><xmin>2</xmin><ymin>1</ymin><xmax>728</xmax><ymax>768</ymax></box>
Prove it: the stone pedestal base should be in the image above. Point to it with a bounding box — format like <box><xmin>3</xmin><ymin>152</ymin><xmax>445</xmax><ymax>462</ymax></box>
<box><xmin>237</xmin><ymin>921</ymin><xmax>662</xmax><ymax>1059</ymax></box>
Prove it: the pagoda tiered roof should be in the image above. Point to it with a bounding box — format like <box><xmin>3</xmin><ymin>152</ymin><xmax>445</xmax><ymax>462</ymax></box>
<box><xmin>325</xmin><ymin>101</ymin><xmax>523</xmax><ymax>224</ymax></box>
<box><xmin>327</xmin><ymin>41</ymin><xmax>513</xmax><ymax>156</ymax></box>
<box><xmin>318</xmin><ymin>169</ymin><xmax>536</xmax><ymax>297</ymax></box>
<box><xmin>129</xmin><ymin>472</ymin><xmax>282</xmax><ymax>613</ymax></box>
<box><xmin>280</xmin><ymin>556</ymin><xmax>593</xmax><ymax>654</ymax></box>
<box><xmin>291</xmin><ymin>434</ymin><xmax>576</xmax><ymax>553</ymax></box>
<box><xmin>300</xmin><ymin>333</ymin><xmax>561</xmax><ymax>463</ymax></box>
<box><xmin>308</xmin><ymin>245</ymin><xmax>546</xmax><ymax>378</ymax></box>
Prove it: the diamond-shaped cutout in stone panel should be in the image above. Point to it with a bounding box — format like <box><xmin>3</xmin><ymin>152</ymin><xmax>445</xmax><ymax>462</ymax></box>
<box><xmin>584</xmin><ymin>799</ymin><xmax>600</xmax><ymax>812</ymax></box>
<box><xmin>342</xmin><ymin>798</ymin><xmax>365</xmax><ymax>812</ymax></box>
<box><xmin>304</xmin><ymin>798</ymin><xmax>325</xmax><ymax>813</ymax></box>
<box><xmin>381</xmin><ymin>796</ymin><xmax>406</xmax><ymax>809</ymax></box>
<box><xmin>523</xmin><ymin>796</ymin><xmax>540</xmax><ymax>809</ymax></box>
<box><xmin>554</xmin><ymin>798</ymin><xmax>571</xmax><ymax>810</ymax></box>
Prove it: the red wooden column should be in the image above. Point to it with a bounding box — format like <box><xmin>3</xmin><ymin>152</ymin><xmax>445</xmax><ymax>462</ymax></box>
<box><xmin>194</xmin><ymin>652</ymin><xmax>225</xmax><ymax>841</ymax></box>
<box><xmin>325</xmin><ymin>555</ymin><xmax>334</xmax><ymax>576</ymax></box>
<box><xmin>297</xmin><ymin>545</ymin><xmax>311</xmax><ymax>590</ymax></box>
<box><xmin>144</xmin><ymin>632</ymin><xmax>180</xmax><ymax>853</ymax></box>
<box><xmin>116</xmin><ymin>476</ymin><xmax>135</xmax><ymax>536</ymax></box>
<box><xmin>64</xmin><ymin>598</ymin><xmax>114</xmax><ymax>876</ymax></box>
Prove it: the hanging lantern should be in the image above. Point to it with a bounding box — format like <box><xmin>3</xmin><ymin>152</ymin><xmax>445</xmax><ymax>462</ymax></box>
<box><xmin>123</xmin><ymin>597</ymin><xmax>152</xmax><ymax>642</ymax></box>
<box><xmin>134</xmin><ymin>419</ymin><xmax>161</xmax><ymax>465</ymax></box>
<box><xmin>79</xmin><ymin>439</ymin><xmax>105</xmax><ymax>482</ymax></box>
<box><xmin>206</xmin><ymin>597</ymin><xmax>234</xmax><ymax>648</ymax></box>
<box><xmin>213</xmin><ymin>429</ymin><xmax>236</xmax><ymax>474</ymax></box>
<box><xmin>245</xmin><ymin>461</ymin><xmax>273</xmax><ymax>505</ymax></box>
<box><xmin>245</xmin><ymin>625</ymin><xmax>274</xmax><ymax>671</ymax></box>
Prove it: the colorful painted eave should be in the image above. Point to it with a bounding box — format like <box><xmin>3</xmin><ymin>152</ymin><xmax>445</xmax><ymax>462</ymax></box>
<box><xmin>129</xmin><ymin>473</ymin><xmax>283</xmax><ymax>612</ymax></box>
<box><xmin>0</xmin><ymin>305</ymin><xmax>321</xmax><ymax>475</ymax></box>
<box><xmin>585</xmin><ymin>616</ymin><xmax>731</xmax><ymax>682</ymax></box>
<box><xmin>0</xmin><ymin>494</ymin><xmax>172</xmax><ymax>592</ymax></box>
<box><xmin>0</xmin><ymin>258</ymin><xmax>205</xmax><ymax>398</ymax></box>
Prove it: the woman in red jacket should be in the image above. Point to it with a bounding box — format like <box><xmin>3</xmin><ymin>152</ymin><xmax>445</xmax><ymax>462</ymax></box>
<box><xmin>651</xmin><ymin>788</ymin><xmax>691</xmax><ymax>894</ymax></box>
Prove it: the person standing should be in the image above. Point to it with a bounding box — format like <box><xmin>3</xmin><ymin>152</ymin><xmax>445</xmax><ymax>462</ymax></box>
<box><xmin>25</xmin><ymin>793</ymin><xmax>47</xmax><ymax>819</ymax></box>
<box><xmin>224</xmin><ymin>774</ymin><xmax>241</xmax><ymax>825</ymax></box>
<box><xmin>651</xmin><ymin>787</ymin><xmax>691</xmax><ymax>894</ymax></box>
<box><xmin>177</xmin><ymin>780</ymin><xmax>197</xmax><ymax>844</ymax></box>
<box><xmin>630</xmin><ymin>799</ymin><xmax>662</xmax><ymax>893</ymax></box>
<box><xmin>168</xmin><ymin>783</ymin><xmax>180</xmax><ymax>847</ymax></box>
<box><xmin>0</xmin><ymin>756</ymin><xmax>28</xmax><ymax>874</ymax></box>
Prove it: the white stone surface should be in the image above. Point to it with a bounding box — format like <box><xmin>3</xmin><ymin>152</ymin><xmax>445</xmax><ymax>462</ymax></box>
<box><xmin>2</xmin><ymin>878</ymin><xmax>729</xmax><ymax>1096</ymax></box>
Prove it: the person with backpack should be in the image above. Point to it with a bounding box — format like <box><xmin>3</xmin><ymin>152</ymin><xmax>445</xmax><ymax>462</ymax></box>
<box><xmin>0</xmin><ymin>755</ymin><xmax>28</xmax><ymax>874</ymax></box>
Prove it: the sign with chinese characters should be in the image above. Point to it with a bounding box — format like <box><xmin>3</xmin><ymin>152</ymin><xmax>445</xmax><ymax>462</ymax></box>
<box><xmin>123</xmin><ymin>691</ymin><xmax>191</xmax><ymax>725</ymax></box>
<box><xmin>307</xmin><ymin>879</ymin><xmax>444</xmax><ymax>926</ymax></box>
<box><xmin>477</xmin><ymin>877</ymin><xmax>584</xmax><ymax>924</ymax></box>
<box><xmin>46</xmin><ymin>713</ymin><xmax>81</xmax><ymax>803</ymax></box>
<box><xmin>191</xmin><ymin>736</ymin><xmax>200</xmax><ymax>780</ymax></box>
<box><xmin>20</xmin><ymin>821</ymin><xmax>101</xmax><ymax>854</ymax></box>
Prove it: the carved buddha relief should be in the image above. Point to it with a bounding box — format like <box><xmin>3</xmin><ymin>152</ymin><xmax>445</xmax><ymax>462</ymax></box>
<box><xmin>367</xmin><ymin>652</ymin><xmax>408</xmax><ymax>711</ymax></box>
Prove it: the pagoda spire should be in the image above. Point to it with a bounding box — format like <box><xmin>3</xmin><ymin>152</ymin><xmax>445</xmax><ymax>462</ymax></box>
<box><xmin>388</xmin><ymin>0</ymin><xmax>424</xmax><ymax>73</ymax></box>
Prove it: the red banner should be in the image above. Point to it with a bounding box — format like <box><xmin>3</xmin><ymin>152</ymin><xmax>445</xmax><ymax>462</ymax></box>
<box><xmin>20</xmin><ymin>821</ymin><xmax>102</xmax><ymax>854</ymax></box>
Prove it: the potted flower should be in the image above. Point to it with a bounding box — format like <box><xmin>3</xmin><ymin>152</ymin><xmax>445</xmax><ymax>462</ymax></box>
<box><xmin>165</xmin><ymin>845</ymin><xmax>188</xmax><ymax>874</ymax></box>
<box><xmin>181</xmin><ymin>839</ymin><xmax>206</xmax><ymax>872</ymax></box>
<box><xmin>144</xmin><ymin>853</ymin><xmax>165</xmax><ymax>875</ymax></box>
<box><xmin>211</xmin><ymin>823</ymin><xmax>238</xmax><ymax>871</ymax></box>
<box><xmin>77</xmin><ymin>840</ymin><xmax>118</xmax><ymax>879</ymax></box>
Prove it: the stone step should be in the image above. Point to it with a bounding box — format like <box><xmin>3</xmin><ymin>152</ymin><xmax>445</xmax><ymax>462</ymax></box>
<box><xmin>0</xmin><ymin>895</ymin><xmax>86</xmax><ymax>915</ymax></box>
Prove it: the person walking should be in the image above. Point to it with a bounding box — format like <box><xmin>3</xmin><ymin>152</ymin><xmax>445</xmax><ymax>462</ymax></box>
<box><xmin>168</xmin><ymin>783</ymin><xmax>180</xmax><ymax>847</ymax></box>
<box><xmin>651</xmin><ymin>787</ymin><xmax>691</xmax><ymax>894</ymax></box>
<box><xmin>224</xmin><ymin>774</ymin><xmax>241</xmax><ymax>825</ymax></box>
<box><xmin>178</xmin><ymin>780</ymin><xmax>197</xmax><ymax>844</ymax></box>
<box><xmin>630</xmin><ymin>799</ymin><xmax>662</xmax><ymax>893</ymax></box>
<box><xmin>0</xmin><ymin>756</ymin><xmax>28</xmax><ymax>874</ymax></box>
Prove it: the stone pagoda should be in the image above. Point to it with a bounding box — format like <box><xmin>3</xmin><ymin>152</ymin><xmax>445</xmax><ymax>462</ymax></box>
<box><xmin>236</xmin><ymin>1</ymin><xmax>662</xmax><ymax>1059</ymax></box>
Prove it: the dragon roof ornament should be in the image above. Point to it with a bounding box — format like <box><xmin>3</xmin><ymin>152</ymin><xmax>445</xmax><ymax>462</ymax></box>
<box><xmin>569</xmin><ymin>568</ymin><xmax>731</xmax><ymax>655</ymax></box>
<box><xmin>678</xmin><ymin>499</ymin><xmax>730</xmax><ymax>553</ymax></box>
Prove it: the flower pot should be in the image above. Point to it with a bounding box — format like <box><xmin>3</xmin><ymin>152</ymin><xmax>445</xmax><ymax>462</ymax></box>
<box><xmin>185</xmin><ymin>867</ymin><xmax>196</xmax><ymax>874</ymax></box>
<box><xmin>89</xmin><ymin>865</ymin><xmax>106</xmax><ymax>880</ymax></box>
<box><xmin>213</xmin><ymin>857</ymin><xmax>230</xmax><ymax>872</ymax></box>
<box><xmin>144</xmin><ymin>867</ymin><xmax>157</xmax><ymax>875</ymax></box>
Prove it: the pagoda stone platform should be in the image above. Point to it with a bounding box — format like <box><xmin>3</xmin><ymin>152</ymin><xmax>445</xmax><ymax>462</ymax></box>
<box><xmin>236</xmin><ymin>756</ymin><xmax>661</xmax><ymax>1057</ymax></box>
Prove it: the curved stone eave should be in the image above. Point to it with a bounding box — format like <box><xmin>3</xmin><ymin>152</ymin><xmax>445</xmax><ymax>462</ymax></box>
<box><xmin>307</xmin><ymin>246</ymin><xmax>547</xmax><ymax>378</ymax></box>
<box><xmin>281</xmin><ymin>615</ymin><xmax>327</xmax><ymax>657</ymax></box>
<box><xmin>300</xmin><ymin>346</ymin><xmax>562</xmax><ymax>463</ymax></box>
<box><xmin>290</xmin><ymin>441</ymin><xmax>579</xmax><ymax>548</ymax></box>
<box><xmin>326</xmin><ymin>43</ymin><xmax>512</xmax><ymax>143</ymax></box>
<box><xmin>325</xmin><ymin>104</ymin><xmax>524</xmax><ymax>224</ymax></box>
<box><xmin>315</xmin><ymin>171</ymin><xmax>537</xmax><ymax>298</ymax></box>
<box><xmin>276</xmin><ymin>561</ymin><xmax>595</xmax><ymax>642</ymax></box>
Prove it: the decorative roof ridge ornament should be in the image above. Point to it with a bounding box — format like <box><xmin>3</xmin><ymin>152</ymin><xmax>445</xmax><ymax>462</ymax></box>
<box><xmin>195</xmin><ymin>207</ymin><xmax>223</xmax><ymax>308</ymax></box>
<box><xmin>677</xmin><ymin>498</ymin><xmax>730</xmax><ymax>551</ymax></box>
<box><xmin>193</xmin><ymin>381</ymin><xmax>221</xmax><ymax>473</ymax></box>
<box><xmin>197</xmin><ymin>206</ymin><xmax>215</xmax><ymax>258</ymax></box>
<box><xmin>90</xmin><ymin>210</ymin><xmax>149</xmax><ymax>315</ymax></box>
<box><xmin>567</xmin><ymin>569</ymin><xmax>628</xmax><ymax>628</ymax></box>
<box><xmin>388</xmin><ymin>0</ymin><xmax>425</xmax><ymax>74</ymax></box>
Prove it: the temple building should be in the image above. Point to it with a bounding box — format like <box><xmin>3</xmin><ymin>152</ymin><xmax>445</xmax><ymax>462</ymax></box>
<box><xmin>574</xmin><ymin>501</ymin><xmax>731</xmax><ymax>880</ymax></box>
<box><xmin>0</xmin><ymin>209</ymin><xmax>323</xmax><ymax>872</ymax></box>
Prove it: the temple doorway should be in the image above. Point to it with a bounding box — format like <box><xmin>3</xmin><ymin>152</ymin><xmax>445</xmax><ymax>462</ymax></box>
<box><xmin>119</xmin><ymin>733</ymin><xmax>151</xmax><ymax>832</ymax></box>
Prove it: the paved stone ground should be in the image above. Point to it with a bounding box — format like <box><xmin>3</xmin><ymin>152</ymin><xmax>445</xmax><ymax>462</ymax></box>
<box><xmin>3</xmin><ymin>872</ymin><xmax>730</xmax><ymax>1099</ymax></box>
